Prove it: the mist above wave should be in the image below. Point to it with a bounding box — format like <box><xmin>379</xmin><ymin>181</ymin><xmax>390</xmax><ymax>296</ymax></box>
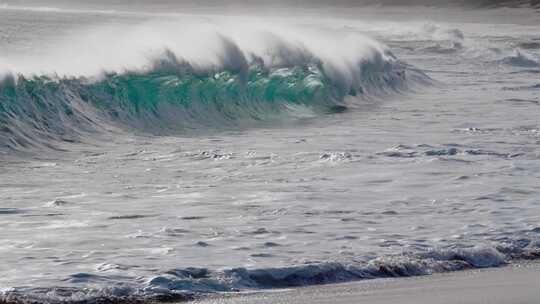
<box><xmin>0</xmin><ymin>20</ymin><xmax>391</xmax><ymax>77</ymax></box>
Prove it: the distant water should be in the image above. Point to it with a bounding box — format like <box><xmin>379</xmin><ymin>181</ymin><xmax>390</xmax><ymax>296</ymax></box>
<box><xmin>1</xmin><ymin>4</ymin><xmax>540</xmax><ymax>304</ymax></box>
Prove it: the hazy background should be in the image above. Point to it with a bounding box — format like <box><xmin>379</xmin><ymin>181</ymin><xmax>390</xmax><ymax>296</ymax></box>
<box><xmin>1</xmin><ymin>0</ymin><xmax>540</xmax><ymax>11</ymax></box>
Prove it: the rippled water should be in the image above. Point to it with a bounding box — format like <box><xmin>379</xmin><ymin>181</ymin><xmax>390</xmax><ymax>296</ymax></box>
<box><xmin>0</xmin><ymin>4</ymin><xmax>540</xmax><ymax>303</ymax></box>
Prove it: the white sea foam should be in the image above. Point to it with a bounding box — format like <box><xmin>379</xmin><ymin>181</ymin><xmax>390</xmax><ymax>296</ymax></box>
<box><xmin>1</xmin><ymin>4</ymin><xmax>540</xmax><ymax>304</ymax></box>
<box><xmin>0</xmin><ymin>18</ymin><xmax>391</xmax><ymax>85</ymax></box>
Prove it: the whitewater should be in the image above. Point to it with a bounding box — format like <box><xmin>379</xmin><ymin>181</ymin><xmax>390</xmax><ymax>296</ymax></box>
<box><xmin>0</xmin><ymin>2</ymin><xmax>540</xmax><ymax>303</ymax></box>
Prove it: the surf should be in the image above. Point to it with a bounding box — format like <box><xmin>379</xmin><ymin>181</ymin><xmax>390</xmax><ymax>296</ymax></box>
<box><xmin>0</xmin><ymin>21</ymin><xmax>428</xmax><ymax>151</ymax></box>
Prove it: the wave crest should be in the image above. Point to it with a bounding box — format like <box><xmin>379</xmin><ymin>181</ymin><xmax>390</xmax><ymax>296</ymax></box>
<box><xmin>0</xmin><ymin>24</ymin><xmax>428</xmax><ymax>151</ymax></box>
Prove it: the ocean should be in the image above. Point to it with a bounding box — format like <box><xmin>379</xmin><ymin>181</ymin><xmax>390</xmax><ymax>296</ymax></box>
<box><xmin>0</xmin><ymin>1</ymin><xmax>539</xmax><ymax>303</ymax></box>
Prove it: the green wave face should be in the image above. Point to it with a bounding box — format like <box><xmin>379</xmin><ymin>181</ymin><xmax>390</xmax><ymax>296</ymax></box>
<box><xmin>87</xmin><ymin>63</ymin><xmax>339</xmax><ymax>121</ymax></box>
<box><xmin>0</xmin><ymin>54</ymin><xmax>414</xmax><ymax>150</ymax></box>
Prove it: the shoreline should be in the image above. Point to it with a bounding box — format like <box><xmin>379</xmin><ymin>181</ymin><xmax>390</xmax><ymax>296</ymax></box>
<box><xmin>190</xmin><ymin>262</ymin><xmax>540</xmax><ymax>304</ymax></box>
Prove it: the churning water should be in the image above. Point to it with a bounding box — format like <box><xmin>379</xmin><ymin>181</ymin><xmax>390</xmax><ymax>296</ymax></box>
<box><xmin>0</xmin><ymin>3</ymin><xmax>539</xmax><ymax>303</ymax></box>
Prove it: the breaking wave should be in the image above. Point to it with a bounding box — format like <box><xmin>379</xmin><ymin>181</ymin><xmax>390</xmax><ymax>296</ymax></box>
<box><xmin>0</xmin><ymin>23</ymin><xmax>428</xmax><ymax>151</ymax></box>
<box><xmin>1</xmin><ymin>236</ymin><xmax>538</xmax><ymax>304</ymax></box>
<box><xmin>500</xmin><ymin>49</ymin><xmax>540</xmax><ymax>67</ymax></box>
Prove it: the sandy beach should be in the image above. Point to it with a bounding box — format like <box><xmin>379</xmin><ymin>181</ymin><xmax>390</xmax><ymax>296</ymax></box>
<box><xmin>191</xmin><ymin>262</ymin><xmax>540</xmax><ymax>304</ymax></box>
